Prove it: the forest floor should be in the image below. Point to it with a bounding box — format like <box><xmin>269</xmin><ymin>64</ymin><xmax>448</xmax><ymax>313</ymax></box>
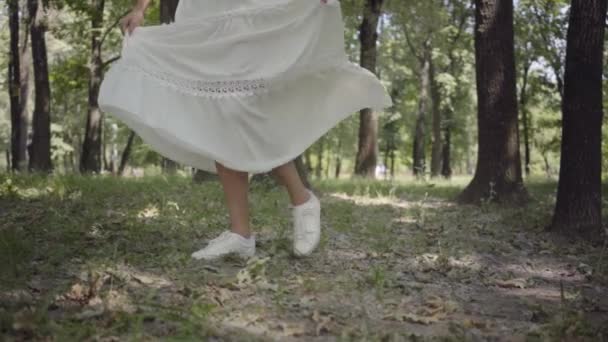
<box><xmin>1</xmin><ymin>173</ymin><xmax>607</xmax><ymax>341</ymax></box>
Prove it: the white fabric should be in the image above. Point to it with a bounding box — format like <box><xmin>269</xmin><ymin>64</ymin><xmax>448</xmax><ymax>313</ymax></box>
<box><xmin>99</xmin><ymin>0</ymin><xmax>392</xmax><ymax>173</ymax></box>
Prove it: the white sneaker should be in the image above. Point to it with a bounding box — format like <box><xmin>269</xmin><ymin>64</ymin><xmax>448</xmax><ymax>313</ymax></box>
<box><xmin>191</xmin><ymin>231</ymin><xmax>255</xmax><ymax>260</ymax></box>
<box><xmin>290</xmin><ymin>189</ymin><xmax>321</xmax><ymax>256</ymax></box>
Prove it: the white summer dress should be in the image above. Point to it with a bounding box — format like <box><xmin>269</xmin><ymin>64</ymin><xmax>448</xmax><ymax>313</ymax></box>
<box><xmin>98</xmin><ymin>0</ymin><xmax>392</xmax><ymax>173</ymax></box>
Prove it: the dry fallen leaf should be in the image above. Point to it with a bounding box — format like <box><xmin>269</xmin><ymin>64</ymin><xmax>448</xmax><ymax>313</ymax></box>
<box><xmin>494</xmin><ymin>278</ymin><xmax>527</xmax><ymax>289</ymax></box>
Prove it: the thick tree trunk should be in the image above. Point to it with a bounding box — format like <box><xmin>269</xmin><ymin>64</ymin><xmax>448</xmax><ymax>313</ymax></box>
<box><xmin>80</xmin><ymin>0</ymin><xmax>105</xmax><ymax>173</ymax></box>
<box><xmin>458</xmin><ymin>0</ymin><xmax>527</xmax><ymax>204</ymax></box>
<box><xmin>429</xmin><ymin>58</ymin><xmax>443</xmax><ymax>178</ymax></box>
<box><xmin>413</xmin><ymin>49</ymin><xmax>431</xmax><ymax>178</ymax></box>
<box><xmin>520</xmin><ymin>61</ymin><xmax>532</xmax><ymax>176</ymax></box>
<box><xmin>550</xmin><ymin>0</ymin><xmax>606</xmax><ymax>241</ymax></box>
<box><xmin>28</xmin><ymin>0</ymin><xmax>52</xmax><ymax>172</ymax></box>
<box><xmin>8</xmin><ymin>0</ymin><xmax>29</xmax><ymax>172</ymax></box>
<box><xmin>160</xmin><ymin>0</ymin><xmax>179</xmax><ymax>22</ymax></box>
<box><xmin>354</xmin><ymin>0</ymin><xmax>384</xmax><ymax>178</ymax></box>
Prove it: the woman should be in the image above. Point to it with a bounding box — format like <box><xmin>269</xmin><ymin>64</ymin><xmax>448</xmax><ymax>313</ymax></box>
<box><xmin>98</xmin><ymin>0</ymin><xmax>392</xmax><ymax>260</ymax></box>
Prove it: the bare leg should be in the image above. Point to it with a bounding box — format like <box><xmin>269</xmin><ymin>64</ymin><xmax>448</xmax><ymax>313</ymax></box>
<box><xmin>215</xmin><ymin>161</ymin><xmax>251</xmax><ymax>238</ymax></box>
<box><xmin>272</xmin><ymin>161</ymin><xmax>310</xmax><ymax>206</ymax></box>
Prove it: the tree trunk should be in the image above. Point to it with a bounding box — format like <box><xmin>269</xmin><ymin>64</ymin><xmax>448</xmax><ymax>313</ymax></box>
<box><xmin>441</xmin><ymin>110</ymin><xmax>452</xmax><ymax>179</ymax></box>
<box><xmin>6</xmin><ymin>149</ymin><xmax>11</xmax><ymax>171</ymax></box>
<box><xmin>28</xmin><ymin>0</ymin><xmax>52</xmax><ymax>172</ymax></box>
<box><xmin>304</xmin><ymin>149</ymin><xmax>312</xmax><ymax>174</ymax></box>
<box><xmin>354</xmin><ymin>0</ymin><xmax>384</xmax><ymax>178</ymax></box>
<box><xmin>458</xmin><ymin>0</ymin><xmax>527</xmax><ymax>204</ymax></box>
<box><xmin>334</xmin><ymin>138</ymin><xmax>342</xmax><ymax>179</ymax></box>
<box><xmin>520</xmin><ymin>61</ymin><xmax>532</xmax><ymax>176</ymax></box>
<box><xmin>550</xmin><ymin>0</ymin><xmax>606</xmax><ymax>241</ymax></box>
<box><xmin>413</xmin><ymin>48</ymin><xmax>431</xmax><ymax>178</ymax></box>
<box><xmin>315</xmin><ymin>136</ymin><xmax>324</xmax><ymax>178</ymax></box>
<box><xmin>160</xmin><ymin>0</ymin><xmax>179</xmax><ymax>22</ymax></box>
<box><xmin>80</xmin><ymin>0</ymin><xmax>105</xmax><ymax>173</ymax></box>
<box><xmin>159</xmin><ymin>0</ymin><xmax>180</xmax><ymax>174</ymax></box>
<box><xmin>429</xmin><ymin>57</ymin><xmax>442</xmax><ymax>178</ymax></box>
<box><xmin>118</xmin><ymin>130</ymin><xmax>135</xmax><ymax>175</ymax></box>
<box><xmin>8</xmin><ymin>0</ymin><xmax>29</xmax><ymax>172</ymax></box>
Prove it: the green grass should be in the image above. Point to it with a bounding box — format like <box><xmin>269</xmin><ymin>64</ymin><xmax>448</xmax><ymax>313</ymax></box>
<box><xmin>0</xmin><ymin>172</ymin><xmax>607</xmax><ymax>341</ymax></box>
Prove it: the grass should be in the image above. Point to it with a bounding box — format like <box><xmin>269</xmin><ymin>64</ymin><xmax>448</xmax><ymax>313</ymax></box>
<box><xmin>0</xmin><ymin>172</ymin><xmax>607</xmax><ymax>341</ymax></box>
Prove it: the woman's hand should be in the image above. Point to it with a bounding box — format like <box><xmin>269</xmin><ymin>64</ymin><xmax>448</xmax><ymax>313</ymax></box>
<box><xmin>120</xmin><ymin>9</ymin><xmax>145</xmax><ymax>36</ymax></box>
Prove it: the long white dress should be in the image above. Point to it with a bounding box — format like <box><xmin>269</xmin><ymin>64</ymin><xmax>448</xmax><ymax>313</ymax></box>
<box><xmin>98</xmin><ymin>0</ymin><xmax>392</xmax><ymax>174</ymax></box>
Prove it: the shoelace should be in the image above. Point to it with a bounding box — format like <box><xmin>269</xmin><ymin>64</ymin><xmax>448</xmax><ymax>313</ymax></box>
<box><xmin>208</xmin><ymin>231</ymin><xmax>232</xmax><ymax>246</ymax></box>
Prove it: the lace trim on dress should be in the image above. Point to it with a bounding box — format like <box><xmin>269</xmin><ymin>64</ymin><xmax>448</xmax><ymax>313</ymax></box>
<box><xmin>112</xmin><ymin>56</ymin><xmax>367</xmax><ymax>99</ymax></box>
<box><xmin>114</xmin><ymin>61</ymin><xmax>270</xmax><ymax>98</ymax></box>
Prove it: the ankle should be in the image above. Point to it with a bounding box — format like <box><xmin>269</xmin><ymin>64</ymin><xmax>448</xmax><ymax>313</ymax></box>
<box><xmin>290</xmin><ymin>189</ymin><xmax>311</xmax><ymax>206</ymax></box>
<box><xmin>231</xmin><ymin>228</ymin><xmax>252</xmax><ymax>239</ymax></box>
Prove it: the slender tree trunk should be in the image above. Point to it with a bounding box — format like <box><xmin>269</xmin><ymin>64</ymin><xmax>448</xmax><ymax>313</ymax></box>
<box><xmin>334</xmin><ymin>138</ymin><xmax>342</xmax><ymax>179</ymax></box>
<box><xmin>441</xmin><ymin>109</ymin><xmax>453</xmax><ymax>179</ymax></box>
<box><xmin>413</xmin><ymin>48</ymin><xmax>431</xmax><ymax>178</ymax></box>
<box><xmin>304</xmin><ymin>149</ymin><xmax>312</xmax><ymax>174</ymax></box>
<box><xmin>80</xmin><ymin>0</ymin><xmax>105</xmax><ymax>173</ymax></box>
<box><xmin>520</xmin><ymin>61</ymin><xmax>532</xmax><ymax>176</ymax></box>
<box><xmin>315</xmin><ymin>137</ymin><xmax>324</xmax><ymax>178</ymax></box>
<box><xmin>118</xmin><ymin>130</ymin><xmax>135</xmax><ymax>175</ymax></box>
<box><xmin>28</xmin><ymin>0</ymin><xmax>52</xmax><ymax>172</ymax></box>
<box><xmin>429</xmin><ymin>57</ymin><xmax>443</xmax><ymax>178</ymax></box>
<box><xmin>8</xmin><ymin>0</ymin><xmax>29</xmax><ymax>172</ymax></box>
<box><xmin>160</xmin><ymin>0</ymin><xmax>180</xmax><ymax>174</ymax></box>
<box><xmin>458</xmin><ymin>0</ymin><xmax>527</xmax><ymax>204</ymax></box>
<box><xmin>550</xmin><ymin>0</ymin><xmax>606</xmax><ymax>241</ymax></box>
<box><xmin>389</xmin><ymin>148</ymin><xmax>395</xmax><ymax>178</ymax></box>
<box><xmin>354</xmin><ymin>0</ymin><xmax>384</xmax><ymax>177</ymax></box>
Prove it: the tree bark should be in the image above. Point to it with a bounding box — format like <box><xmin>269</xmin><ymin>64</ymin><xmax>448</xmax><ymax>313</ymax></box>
<box><xmin>160</xmin><ymin>0</ymin><xmax>179</xmax><ymax>22</ymax></box>
<box><xmin>160</xmin><ymin>0</ymin><xmax>180</xmax><ymax>174</ymax></box>
<box><xmin>520</xmin><ymin>61</ymin><xmax>532</xmax><ymax>176</ymax></box>
<box><xmin>334</xmin><ymin>138</ymin><xmax>342</xmax><ymax>179</ymax></box>
<box><xmin>118</xmin><ymin>130</ymin><xmax>136</xmax><ymax>176</ymax></box>
<box><xmin>441</xmin><ymin>110</ymin><xmax>452</xmax><ymax>178</ymax></box>
<box><xmin>28</xmin><ymin>0</ymin><xmax>52</xmax><ymax>172</ymax></box>
<box><xmin>429</xmin><ymin>57</ymin><xmax>443</xmax><ymax>178</ymax></box>
<box><xmin>315</xmin><ymin>136</ymin><xmax>325</xmax><ymax>178</ymax></box>
<box><xmin>354</xmin><ymin>0</ymin><xmax>384</xmax><ymax>178</ymax></box>
<box><xmin>458</xmin><ymin>0</ymin><xmax>527</xmax><ymax>204</ymax></box>
<box><xmin>550</xmin><ymin>0</ymin><xmax>606</xmax><ymax>241</ymax></box>
<box><xmin>413</xmin><ymin>47</ymin><xmax>431</xmax><ymax>178</ymax></box>
<box><xmin>80</xmin><ymin>0</ymin><xmax>105</xmax><ymax>173</ymax></box>
<box><xmin>8</xmin><ymin>0</ymin><xmax>29</xmax><ymax>172</ymax></box>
